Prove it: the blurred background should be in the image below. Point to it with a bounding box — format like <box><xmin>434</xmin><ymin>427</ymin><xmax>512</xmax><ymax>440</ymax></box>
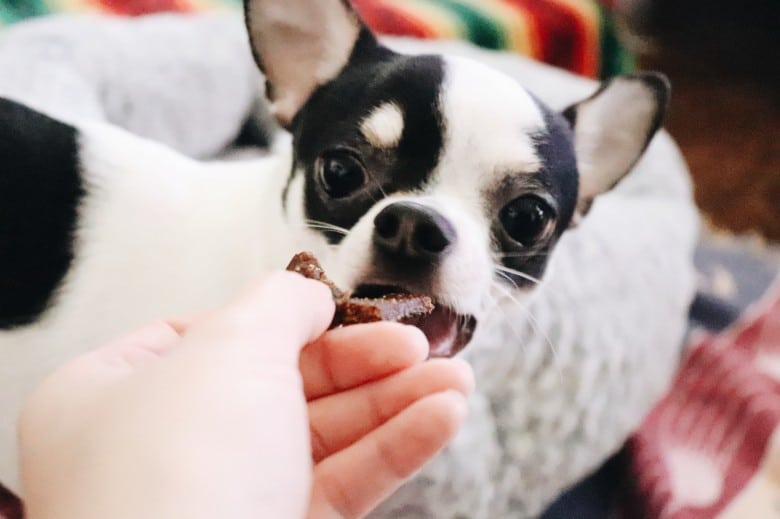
<box><xmin>0</xmin><ymin>1</ymin><xmax>777</xmax><ymax>518</ymax></box>
<box><xmin>622</xmin><ymin>0</ymin><xmax>779</xmax><ymax>242</ymax></box>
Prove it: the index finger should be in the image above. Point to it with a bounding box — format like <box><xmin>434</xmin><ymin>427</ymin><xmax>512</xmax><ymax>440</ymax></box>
<box><xmin>300</xmin><ymin>322</ymin><xmax>429</xmax><ymax>400</ymax></box>
<box><xmin>188</xmin><ymin>272</ymin><xmax>335</xmax><ymax>366</ymax></box>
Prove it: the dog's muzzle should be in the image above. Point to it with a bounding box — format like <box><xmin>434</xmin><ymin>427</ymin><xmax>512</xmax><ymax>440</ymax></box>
<box><xmin>354</xmin><ymin>202</ymin><xmax>477</xmax><ymax>357</ymax></box>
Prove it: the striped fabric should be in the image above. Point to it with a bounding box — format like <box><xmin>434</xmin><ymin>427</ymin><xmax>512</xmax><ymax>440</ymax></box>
<box><xmin>0</xmin><ymin>0</ymin><xmax>631</xmax><ymax>78</ymax></box>
<box><xmin>352</xmin><ymin>0</ymin><xmax>632</xmax><ymax>78</ymax></box>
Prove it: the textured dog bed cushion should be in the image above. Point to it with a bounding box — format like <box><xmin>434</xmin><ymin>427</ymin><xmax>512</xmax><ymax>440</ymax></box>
<box><xmin>0</xmin><ymin>0</ymin><xmax>631</xmax><ymax>79</ymax></box>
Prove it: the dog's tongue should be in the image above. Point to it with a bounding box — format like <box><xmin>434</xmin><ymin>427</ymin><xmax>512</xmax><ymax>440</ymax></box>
<box><xmin>418</xmin><ymin>306</ymin><xmax>477</xmax><ymax>358</ymax></box>
<box><xmin>339</xmin><ymin>298</ymin><xmax>477</xmax><ymax>358</ymax></box>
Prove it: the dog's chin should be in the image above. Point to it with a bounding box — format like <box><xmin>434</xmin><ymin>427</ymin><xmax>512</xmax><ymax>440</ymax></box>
<box><xmin>352</xmin><ymin>284</ymin><xmax>477</xmax><ymax>358</ymax></box>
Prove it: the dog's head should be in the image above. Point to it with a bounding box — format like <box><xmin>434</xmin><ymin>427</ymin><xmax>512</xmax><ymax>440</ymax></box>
<box><xmin>244</xmin><ymin>0</ymin><xmax>669</xmax><ymax>356</ymax></box>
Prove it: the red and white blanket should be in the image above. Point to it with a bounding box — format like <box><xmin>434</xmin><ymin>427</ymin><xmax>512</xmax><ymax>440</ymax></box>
<box><xmin>623</xmin><ymin>277</ymin><xmax>780</xmax><ymax>519</ymax></box>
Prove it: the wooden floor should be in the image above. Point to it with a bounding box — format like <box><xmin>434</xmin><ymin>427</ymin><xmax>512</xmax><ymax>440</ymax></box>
<box><xmin>627</xmin><ymin>0</ymin><xmax>779</xmax><ymax>241</ymax></box>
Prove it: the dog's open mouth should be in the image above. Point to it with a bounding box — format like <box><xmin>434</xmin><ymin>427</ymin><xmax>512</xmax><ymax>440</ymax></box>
<box><xmin>286</xmin><ymin>253</ymin><xmax>477</xmax><ymax>358</ymax></box>
<box><xmin>352</xmin><ymin>284</ymin><xmax>477</xmax><ymax>358</ymax></box>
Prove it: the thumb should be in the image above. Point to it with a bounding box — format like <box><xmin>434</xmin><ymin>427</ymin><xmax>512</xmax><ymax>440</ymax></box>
<box><xmin>189</xmin><ymin>271</ymin><xmax>335</xmax><ymax>367</ymax></box>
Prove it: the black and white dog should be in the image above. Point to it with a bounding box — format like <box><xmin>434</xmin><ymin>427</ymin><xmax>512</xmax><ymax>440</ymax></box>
<box><xmin>0</xmin><ymin>0</ymin><xmax>669</xmax><ymax>496</ymax></box>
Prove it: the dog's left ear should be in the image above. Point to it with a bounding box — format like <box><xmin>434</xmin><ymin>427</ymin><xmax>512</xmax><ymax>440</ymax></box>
<box><xmin>563</xmin><ymin>73</ymin><xmax>670</xmax><ymax>216</ymax></box>
<box><xmin>244</xmin><ymin>0</ymin><xmax>377</xmax><ymax>127</ymax></box>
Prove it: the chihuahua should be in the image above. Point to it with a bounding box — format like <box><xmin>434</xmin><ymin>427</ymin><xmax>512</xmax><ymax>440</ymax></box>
<box><xmin>0</xmin><ymin>0</ymin><xmax>669</xmax><ymax>498</ymax></box>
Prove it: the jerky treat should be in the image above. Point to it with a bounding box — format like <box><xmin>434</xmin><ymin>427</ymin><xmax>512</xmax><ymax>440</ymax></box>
<box><xmin>335</xmin><ymin>294</ymin><xmax>435</xmax><ymax>327</ymax></box>
<box><xmin>285</xmin><ymin>251</ymin><xmax>345</xmax><ymax>301</ymax></box>
<box><xmin>285</xmin><ymin>252</ymin><xmax>434</xmax><ymax>328</ymax></box>
<box><xmin>285</xmin><ymin>251</ymin><xmax>477</xmax><ymax>358</ymax></box>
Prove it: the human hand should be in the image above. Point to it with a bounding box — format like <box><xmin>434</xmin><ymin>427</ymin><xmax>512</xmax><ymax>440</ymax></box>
<box><xmin>19</xmin><ymin>272</ymin><xmax>473</xmax><ymax>519</ymax></box>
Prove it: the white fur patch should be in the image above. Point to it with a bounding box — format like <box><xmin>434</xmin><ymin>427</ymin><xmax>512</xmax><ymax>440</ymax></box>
<box><xmin>360</xmin><ymin>102</ymin><xmax>405</xmax><ymax>148</ymax></box>
<box><xmin>435</xmin><ymin>56</ymin><xmax>547</xmax><ymax>194</ymax></box>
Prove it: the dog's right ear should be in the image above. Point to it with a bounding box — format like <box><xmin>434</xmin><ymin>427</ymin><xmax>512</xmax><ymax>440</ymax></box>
<box><xmin>244</xmin><ymin>0</ymin><xmax>376</xmax><ymax>127</ymax></box>
<box><xmin>562</xmin><ymin>73</ymin><xmax>670</xmax><ymax>218</ymax></box>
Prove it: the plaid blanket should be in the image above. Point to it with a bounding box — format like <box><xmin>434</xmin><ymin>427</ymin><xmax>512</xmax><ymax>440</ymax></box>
<box><xmin>0</xmin><ymin>0</ymin><xmax>631</xmax><ymax>78</ymax></box>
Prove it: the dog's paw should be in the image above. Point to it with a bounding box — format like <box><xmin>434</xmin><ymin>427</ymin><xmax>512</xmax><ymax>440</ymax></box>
<box><xmin>0</xmin><ymin>97</ymin><xmax>84</xmax><ymax>329</ymax></box>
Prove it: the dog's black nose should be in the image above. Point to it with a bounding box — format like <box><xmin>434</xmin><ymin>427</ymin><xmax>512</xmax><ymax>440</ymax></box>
<box><xmin>373</xmin><ymin>202</ymin><xmax>456</xmax><ymax>261</ymax></box>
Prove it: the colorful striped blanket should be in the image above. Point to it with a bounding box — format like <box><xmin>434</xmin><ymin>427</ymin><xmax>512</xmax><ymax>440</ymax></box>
<box><xmin>0</xmin><ymin>0</ymin><xmax>631</xmax><ymax>79</ymax></box>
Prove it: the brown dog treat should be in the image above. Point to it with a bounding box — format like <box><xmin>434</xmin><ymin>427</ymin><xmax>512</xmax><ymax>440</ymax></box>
<box><xmin>285</xmin><ymin>251</ymin><xmax>345</xmax><ymax>301</ymax></box>
<box><xmin>335</xmin><ymin>294</ymin><xmax>435</xmax><ymax>327</ymax></box>
<box><xmin>286</xmin><ymin>251</ymin><xmax>434</xmax><ymax>328</ymax></box>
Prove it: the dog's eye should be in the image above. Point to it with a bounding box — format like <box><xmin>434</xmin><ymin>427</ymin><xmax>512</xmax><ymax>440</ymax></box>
<box><xmin>319</xmin><ymin>152</ymin><xmax>366</xmax><ymax>199</ymax></box>
<box><xmin>499</xmin><ymin>196</ymin><xmax>554</xmax><ymax>246</ymax></box>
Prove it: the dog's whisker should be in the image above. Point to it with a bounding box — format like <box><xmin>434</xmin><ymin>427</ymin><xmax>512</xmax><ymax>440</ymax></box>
<box><xmin>518</xmin><ymin>306</ymin><xmax>562</xmax><ymax>383</ymax></box>
<box><xmin>490</xmin><ymin>281</ymin><xmax>562</xmax><ymax>381</ymax></box>
<box><xmin>494</xmin><ymin>265</ymin><xmax>541</xmax><ymax>285</ymax></box>
<box><xmin>485</xmin><ymin>284</ymin><xmax>528</xmax><ymax>355</ymax></box>
<box><xmin>302</xmin><ymin>219</ymin><xmax>349</xmax><ymax>236</ymax></box>
<box><xmin>494</xmin><ymin>270</ymin><xmax>521</xmax><ymax>291</ymax></box>
<box><xmin>304</xmin><ymin>220</ymin><xmax>349</xmax><ymax>233</ymax></box>
<box><xmin>497</xmin><ymin>251</ymin><xmax>550</xmax><ymax>259</ymax></box>
<box><xmin>363</xmin><ymin>169</ymin><xmax>388</xmax><ymax>201</ymax></box>
<box><xmin>300</xmin><ymin>225</ymin><xmax>348</xmax><ymax>236</ymax></box>
<box><xmin>306</xmin><ymin>226</ymin><xmax>347</xmax><ymax>235</ymax></box>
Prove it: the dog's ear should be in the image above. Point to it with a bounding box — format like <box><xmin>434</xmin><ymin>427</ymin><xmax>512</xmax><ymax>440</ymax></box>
<box><xmin>563</xmin><ymin>73</ymin><xmax>670</xmax><ymax>216</ymax></box>
<box><xmin>244</xmin><ymin>0</ymin><xmax>377</xmax><ymax>127</ymax></box>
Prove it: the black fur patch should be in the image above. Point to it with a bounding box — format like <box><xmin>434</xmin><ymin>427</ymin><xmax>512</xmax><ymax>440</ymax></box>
<box><xmin>492</xmin><ymin>103</ymin><xmax>579</xmax><ymax>287</ymax></box>
<box><xmin>533</xmin><ymin>106</ymin><xmax>579</xmax><ymax>234</ymax></box>
<box><xmin>0</xmin><ymin>98</ymin><xmax>84</xmax><ymax>329</ymax></box>
<box><xmin>291</xmin><ymin>43</ymin><xmax>446</xmax><ymax>243</ymax></box>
